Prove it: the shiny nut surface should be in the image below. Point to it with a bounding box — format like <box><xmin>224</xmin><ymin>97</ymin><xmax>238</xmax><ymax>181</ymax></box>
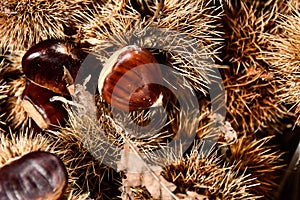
<box><xmin>21</xmin><ymin>83</ymin><xmax>68</xmax><ymax>129</ymax></box>
<box><xmin>0</xmin><ymin>151</ymin><xmax>68</xmax><ymax>200</ymax></box>
<box><xmin>98</xmin><ymin>45</ymin><xmax>163</xmax><ymax>111</ymax></box>
<box><xmin>22</xmin><ymin>39</ymin><xmax>86</xmax><ymax>96</ymax></box>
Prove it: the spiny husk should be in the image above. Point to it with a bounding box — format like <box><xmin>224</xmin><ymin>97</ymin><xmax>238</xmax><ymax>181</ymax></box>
<box><xmin>47</xmin><ymin>102</ymin><xmax>122</xmax><ymax>199</ymax></box>
<box><xmin>0</xmin><ymin>0</ymin><xmax>95</xmax><ymax>51</ymax></box>
<box><xmin>73</xmin><ymin>0</ymin><xmax>127</xmax><ymax>43</ymax></box>
<box><xmin>52</xmin><ymin>79</ymin><xmax>214</xmax><ymax>198</ymax></box>
<box><xmin>0</xmin><ymin>129</ymin><xmax>54</xmax><ymax>167</ymax></box>
<box><xmin>81</xmin><ymin>0</ymin><xmax>223</xmax><ymax>47</ymax></box>
<box><xmin>153</xmin><ymin>0</ymin><xmax>224</xmax><ymax>58</ymax></box>
<box><xmin>262</xmin><ymin>3</ymin><xmax>300</xmax><ymax>126</ymax></box>
<box><xmin>224</xmin><ymin>71</ymin><xmax>288</xmax><ymax>135</ymax></box>
<box><xmin>73</xmin><ymin>0</ymin><xmax>221</xmax><ymax>156</ymax></box>
<box><xmin>57</xmin><ymin>83</ymin><xmax>194</xmax><ymax>163</ymax></box>
<box><xmin>0</xmin><ymin>52</ymin><xmax>28</xmax><ymax>131</ymax></box>
<box><xmin>140</xmin><ymin>111</ymin><xmax>238</xmax><ymax>170</ymax></box>
<box><xmin>0</xmin><ymin>128</ymin><xmax>89</xmax><ymax>199</ymax></box>
<box><xmin>97</xmin><ymin>78</ymin><xmax>216</xmax><ymax>154</ymax></box>
<box><xmin>223</xmin><ymin>0</ymin><xmax>296</xmax><ymax>134</ymax></box>
<box><xmin>78</xmin><ymin>1</ymin><xmax>226</xmax><ymax>145</ymax></box>
<box><xmin>94</xmin><ymin>94</ymin><xmax>175</xmax><ymax>155</ymax></box>
<box><xmin>80</xmin><ymin>0</ymin><xmax>224</xmax><ymax>96</ymax></box>
<box><xmin>220</xmin><ymin>1</ymin><xmax>295</xmax><ymax>134</ymax></box>
<box><xmin>225</xmin><ymin>135</ymin><xmax>284</xmax><ymax>199</ymax></box>
<box><xmin>222</xmin><ymin>0</ymin><xmax>291</xmax><ymax>74</ymax></box>
<box><xmin>160</xmin><ymin>142</ymin><xmax>260</xmax><ymax>199</ymax></box>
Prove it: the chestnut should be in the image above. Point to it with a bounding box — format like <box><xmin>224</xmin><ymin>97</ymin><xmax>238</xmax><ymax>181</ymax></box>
<box><xmin>21</xmin><ymin>83</ymin><xmax>68</xmax><ymax>129</ymax></box>
<box><xmin>0</xmin><ymin>151</ymin><xmax>67</xmax><ymax>200</ymax></box>
<box><xmin>98</xmin><ymin>45</ymin><xmax>163</xmax><ymax>111</ymax></box>
<box><xmin>22</xmin><ymin>39</ymin><xmax>87</xmax><ymax>96</ymax></box>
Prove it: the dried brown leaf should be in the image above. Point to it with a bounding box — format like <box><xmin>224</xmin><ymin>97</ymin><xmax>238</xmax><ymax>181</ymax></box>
<box><xmin>119</xmin><ymin>142</ymin><xmax>177</xmax><ymax>200</ymax></box>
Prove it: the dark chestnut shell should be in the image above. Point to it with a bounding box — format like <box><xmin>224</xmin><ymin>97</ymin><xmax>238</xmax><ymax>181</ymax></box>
<box><xmin>21</xmin><ymin>83</ymin><xmax>68</xmax><ymax>129</ymax></box>
<box><xmin>98</xmin><ymin>45</ymin><xmax>163</xmax><ymax>111</ymax></box>
<box><xmin>22</xmin><ymin>39</ymin><xmax>87</xmax><ymax>96</ymax></box>
<box><xmin>0</xmin><ymin>151</ymin><xmax>67</xmax><ymax>200</ymax></box>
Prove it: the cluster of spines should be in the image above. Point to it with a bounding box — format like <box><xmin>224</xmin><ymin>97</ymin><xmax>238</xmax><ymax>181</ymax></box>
<box><xmin>0</xmin><ymin>52</ymin><xmax>28</xmax><ymax>131</ymax></box>
<box><xmin>70</xmin><ymin>0</ymin><xmax>225</xmax><ymax>149</ymax></box>
<box><xmin>0</xmin><ymin>0</ymin><xmax>97</xmax><ymax>51</ymax></box>
<box><xmin>0</xmin><ymin>0</ymin><xmax>296</xmax><ymax>199</ymax></box>
<box><xmin>160</xmin><ymin>144</ymin><xmax>259</xmax><ymax>199</ymax></box>
<box><xmin>225</xmin><ymin>135</ymin><xmax>284</xmax><ymax>199</ymax></box>
<box><xmin>78</xmin><ymin>0</ymin><xmax>225</xmax><ymax>110</ymax></box>
<box><xmin>221</xmin><ymin>0</ymin><xmax>293</xmax><ymax>134</ymax></box>
<box><xmin>262</xmin><ymin>2</ymin><xmax>300</xmax><ymax>126</ymax></box>
<box><xmin>48</xmin><ymin>103</ymin><xmax>122</xmax><ymax>199</ymax></box>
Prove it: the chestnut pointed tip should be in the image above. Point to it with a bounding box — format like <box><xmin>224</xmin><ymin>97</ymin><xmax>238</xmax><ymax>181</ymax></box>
<box><xmin>67</xmin><ymin>84</ymin><xmax>75</xmax><ymax>96</ymax></box>
<box><xmin>150</xmin><ymin>93</ymin><xmax>164</xmax><ymax>108</ymax></box>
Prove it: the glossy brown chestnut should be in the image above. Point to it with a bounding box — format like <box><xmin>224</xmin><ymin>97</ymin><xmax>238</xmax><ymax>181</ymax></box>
<box><xmin>21</xmin><ymin>83</ymin><xmax>68</xmax><ymax>129</ymax></box>
<box><xmin>0</xmin><ymin>151</ymin><xmax>67</xmax><ymax>200</ymax></box>
<box><xmin>22</xmin><ymin>39</ymin><xmax>87</xmax><ymax>96</ymax></box>
<box><xmin>98</xmin><ymin>45</ymin><xmax>163</xmax><ymax>111</ymax></box>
